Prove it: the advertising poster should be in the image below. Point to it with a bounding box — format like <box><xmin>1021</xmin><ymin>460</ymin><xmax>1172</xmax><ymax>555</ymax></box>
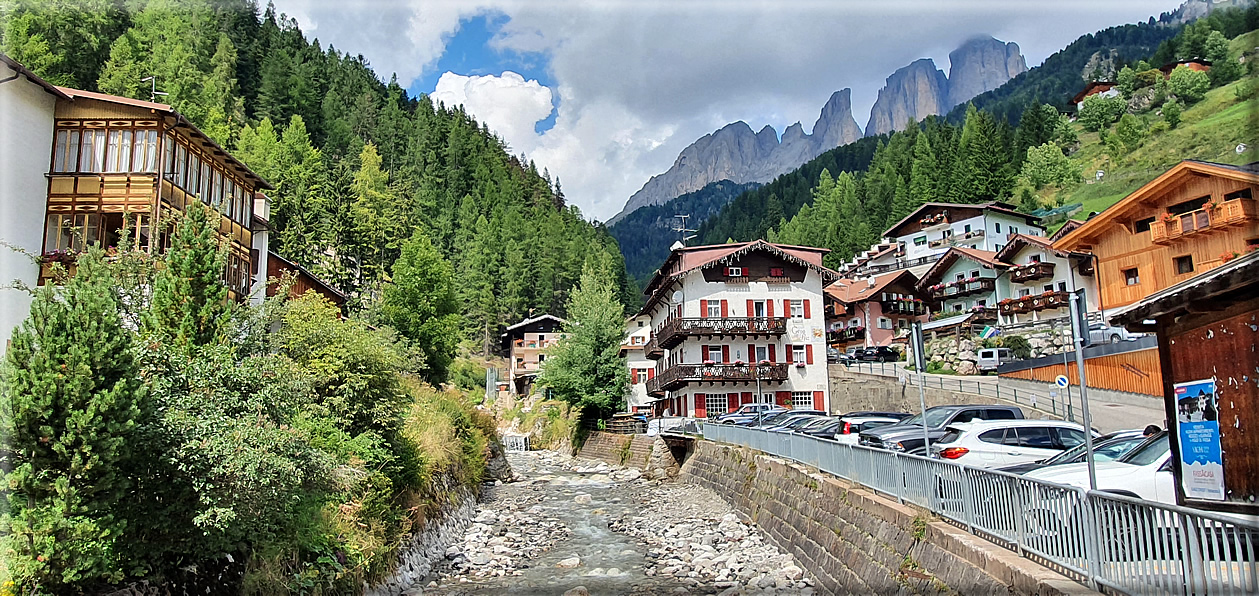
<box><xmin>1174</xmin><ymin>378</ymin><xmax>1225</xmax><ymax>501</ymax></box>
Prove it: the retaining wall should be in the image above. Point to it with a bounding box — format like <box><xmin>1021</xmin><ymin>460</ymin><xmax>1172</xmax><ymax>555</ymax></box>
<box><xmin>578</xmin><ymin>432</ymin><xmax>688</xmax><ymax>478</ymax></box>
<box><xmin>827</xmin><ymin>366</ymin><xmax>1063</xmax><ymax>421</ymax></box>
<box><xmin>681</xmin><ymin>440</ymin><xmax>1094</xmax><ymax>596</ymax></box>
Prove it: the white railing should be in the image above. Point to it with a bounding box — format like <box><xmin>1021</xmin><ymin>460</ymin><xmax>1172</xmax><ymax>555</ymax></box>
<box><xmin>701</xmin><ymin>425</ymin><xmax>1258</xmax><ymax>595</ymax></box>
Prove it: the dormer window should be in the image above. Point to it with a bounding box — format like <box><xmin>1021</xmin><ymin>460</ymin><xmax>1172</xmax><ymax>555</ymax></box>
<box><xmin>769</xmin><ymin>267</ymin><xmax>784</xmax><ymax>277</ymax></box>
<box><xmin>725</xmin><ymin>266</ymin><xmax>745</xmax><ymax>277</ymax></box>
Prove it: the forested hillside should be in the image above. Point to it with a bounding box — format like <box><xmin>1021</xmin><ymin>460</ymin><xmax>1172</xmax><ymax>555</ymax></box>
<box><xmin>0</xmin><ymin>0</ymin><xmax>634</xmax><ymax>348</ymax></box>
<box><xmin>609</xmin><ymin>180</ymin><xmax>758</xmax><ymax>287</ymax></box>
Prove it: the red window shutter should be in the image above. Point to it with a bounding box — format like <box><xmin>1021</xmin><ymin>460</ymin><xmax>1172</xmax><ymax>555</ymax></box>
<box><xmin>741</xmin><ymin>392</ymin><xmax>753</xmax><ymax>405</ymax></box>
<box><xmin>727</xmin><ymin>393</ymin><xmax>739</xmax><ymax>412</ymax></box>
<box><xmin>721</xmin><ymin>300</ymin><xmax>728</xmax><ymax>318</ymax></box>
<box><xmin>806</xmin><ymin>344</ymin><xmax>814</xmax><ymax>365</ymax></box>
<box><xmin>647</xmin><ymin>368</ymin><xmax>655</xmax><ymax>380</ymax></box>
<box><xmin>748</xmin><ymin>343</ymin><xmax>756</xmax><ymax>362</ymax></box>
<box><xmin>804</xmin><ymin>299</ymin><xmax>812</xmax><ymax>319</ymax></box>
<box><xmin>813</xmin><ymin>391</ymin><xmax>826</xmax><ymax>412</ymax></box>
<box><xmin>723</xmin><ymin>267</ymin><xmax>730</xmax><ymax>276</ymax></box>
<box><xmin>783</xmin><ymin>299</ymin><xmax>791</xmax><ymax>316</ymax></box>
<box><xmin>695</xmin><ymin>393</ymin><xmax>707</xmax><ymax>418</ymax></box>
<box><xmin>721</xmin><ymin>345</ymin><xmax>730</xmax><ymax>363</ymax></box>
<box><xmin>677</xmin><ymin>304</ymin><xmax>683</xmax><ymax>318</ymax></box>
<box><xmin>632</xmin><ymin>370</ymin><xmax>639</xmax><ymax>384</ymax></box>
<box><xmin>785</xmin><ymin>344</ymin><xmax>794</xmax><ymax>363</ymax></box>
<box><xmin>700</xmin><ymin>299</ymin><xmax>708</xmax><ymax>318</ymax></box>
<box><xmin>746</xmin><ymin>299</ymin><xmax>754</xmax><ymax>317</ymax></box>
<box><xmin>767</xmin><ymin>300</ymin><xmax>774</xmax><ymax>317</ymax></box>
<box><xmin>768</xmin><ymin>344</ymin><xmax>777</xmax><ymax>362</ymax></box>
<box><xmin>776</xmin><ymin>391</ymin><xmax>791</xmax><ymax>407</ymax></box>
<box><xmin>701</xmin><ymin>345</ymin><xmax>709</xmax><ymax>360</ymax></box>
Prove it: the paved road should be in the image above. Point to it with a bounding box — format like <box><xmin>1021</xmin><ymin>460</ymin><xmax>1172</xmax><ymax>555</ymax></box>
<box><xmin>841</xmin><ymin>361</ymin><xmax>1166</xmax><ymax>434</ymax></box>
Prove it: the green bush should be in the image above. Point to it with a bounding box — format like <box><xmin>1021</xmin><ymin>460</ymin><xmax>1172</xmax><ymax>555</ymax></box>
<box><xmin>1162</xmin><ymin>100</ymin><xmax>1183</xmax><ymax>129</ymax></box>
<box><xmin>1001</xmin><ymin>335</ymin><xmax>1033</xmax><ymax>360</ymax></box>
<box><xmin>1168</xmin><ymin>65</ymin><xmax>1210</xmax><ymax>103</ymax></box>
<box><xmin>1077</xmin><ymin>94</ymin><xmax>1127</xmax><ymax>132</ymax></box>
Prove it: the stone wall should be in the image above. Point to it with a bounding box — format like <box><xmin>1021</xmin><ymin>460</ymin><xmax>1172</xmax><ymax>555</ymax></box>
<box><xmin>681</xmin><ymin>441</ymin><xmax>1092</xmax><ymax>596</ymax></box>
<box><xmin>827</xmin><ymin>366</ymin><xmax>1062</xmax><ymax>421</ymax></box>
<box><xmin>913</xmin><ymin>327</ymin><xmax>1072</xmax><ymax>375</ymax></box>
<box><xmin>578</xmin><ymin>432</ymin><xmax>688</xmax><ymax>479</ymax></box>
<box><xmin>366</xmin><ymin>484</ymin><xmax>478</xmax><ymax>596</ymax></box>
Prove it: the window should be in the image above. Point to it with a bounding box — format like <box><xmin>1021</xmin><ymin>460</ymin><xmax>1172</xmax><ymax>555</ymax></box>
<box><xmin>1225</xmin><ymin>188</ymin><xmax>1253</xmax><ymax>201</ymax></box>
<box><xmin>189</xmin><ymin>154</ymin><xmax>201</xmax><ymax>194</ymax></box>
<box><xmin>135</xmin><ymin>129</ymin><xmax>158</xmax><ymax>172</ymax></box>
<box><xmin>726</xmin><ymin>266</ymin><xmax>744</xmax><ymax>277</ymax></box>
<box><xmin>790</xmin><ymin>391</ymin><xmax>813</xmax><ymax>409</ymax></box>
<box><xmin>976</xmin><ymin>299</ymin><xmax>987</xmax><ymax>307</ymax></box>
<box><xmin>911</xmin><ymin>236</ymin><xmax>926</xmax><ymax>246</ymax></box>
<box><xmin>637</xmin><ymin>320</ymin><xmax>645</xmax><ymax>327</ymax></box>
<box><xmin>1019</xmin><ymin>288</ymin><xmax>1031</xmax><ymax>297</ymax></box>
<box><xmin>789</xmin><ymin>300</ymin><xmax>804</xmax><ymax>319</ymax></box>
<box><xmin>1043</xmin><ymin>284</ymin><xmax>1054</xmax><ymax>293</ymax></box>
<box><xmin>1133</xmin><ymin>217</ymin><xmax>1156</xmax><ymax>234</ymax></box>
<box><xmin>769</xmin><ymin>267</ymin><xmax>784</xmax><ymax>277</ymax></box>
<box><xmin>942</xmin><ymin>229</ymin><xmax>954</xmax><ymax>238</ymax></box>
<box><xmin>955</xmin><ymin>273</ymin><xmax>966</xmax><ymax>282</ymax></box>
<box><xmin>978</xmin><ymin>429</ymin><xmax>1008</xmax><ymax>445</ymax></box>
<box><xmin>79</xmin><ymin>129</ymin><xmax>105</xmax><ymax>172</ymax></box>
<box><xmin>969</xmin><ymin>270</ymin><xmax>980</xmax><ymax>279</ymax></box>
<box><xmin>1011</xmin><ymin>226</ymin><xmax>1019</xmax><ymax>235</ymax></box>
<box><xmin>1029</xmin><ymin>255</ymin><xmax>1041</xmax><ymax>263</ymax></box>
<box><xmin>897</xmin><ymin>319</ymin><xmax>909</xmax><ymax>329</ymax></box>
<box><xmin>1017</xmin><ymin>427</ymin><xmax>1056</xmax><ymax>449</ymax></box>
<box><xmin>105</xmin><ymin>129</ymin><xmax>132</xmax><ymax>172</ymax></box>
<box><xmin>53</xmin><ymin>130</ymin><xmax>79</xmax><ymax>172</ymax></box>
<box><xmin>175</xmin><ymin>145</ymin><xmax>187</xmax><ymax>188</ymax></box>
<box><xmin>964</xmin><ymin>224</ymin><xmax>972</xmax><ymax>233</ymax></box>
<box><xmin>1174</xmin><ymin>255</ymin><xmax>1194</xmax><ymax>275</ymax></box>
<box><xmin>706</xmin><ymin>301</ymin><xmax>722</xmax><ymax>318</ymax></box>
<box><xmin>705</xmin><ymin>345</ymin><xmax>723</xmax><ymax>362</ymax></box>
<box><xmin>755</xmin><ymin>345</ymin><xmax>769</xmax><ymax>362</ymax></box>
<box><xmin>791</xmin><ymin>344</ymin><xmax>806</xmax><ymax>363</ymax></box>
<box><xmin>1123</xmin><ymin>268</ymin><xmax>1140</xmax><ymax>286</ymax></box>
<box><xmin>1057</xmin><ymin>428</ymin><xmax>1086</xmax><ymax>449</ymax></box>
<box><xmin>752</xmin><ymin>300</ymin><xmax>766</xmax><ymax>317</ymax></box>
<box><xmin>757</xmin><ymin>393</ymin><xmax>775</xmax><ymax>404</ymax></box>
<box><xmin>994</xmin><ymin>223</ymin><xmax>1002</xmax><ymax>234</ymax></box>
<box><xmin>952</xmin><ymin>303</ymin><xmax>964</xmax><ymax>312</ymax></box>
<box><xmin>877</xmin><ymin>317</ymin><xmax>892</xmax><ymax>330</ymax></box>
<box><xmin>537</xmin><ymin>354</ymin><xmax>545</xmax><ymax>363</ymax></box>
<box><xmin>994</xmin><ymin>244</ymin><xmax>1003</xmax><ymax>252</ymax></box>
<box><xmin>1168</xmin><ymin>196</ymin><xmax>1209</xmax><ymax>216</ymax></box>
<box><xmin>706</xmin><ymin>393</ymin><xmax>729</xmax><ymax>416</ymax></box>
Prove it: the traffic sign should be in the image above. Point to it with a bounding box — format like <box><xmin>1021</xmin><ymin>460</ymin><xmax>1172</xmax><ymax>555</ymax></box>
<box><xmin>1055</xmin><ymin>375</ymin><xmax>1069</xmax><ymax>388</ymax></box>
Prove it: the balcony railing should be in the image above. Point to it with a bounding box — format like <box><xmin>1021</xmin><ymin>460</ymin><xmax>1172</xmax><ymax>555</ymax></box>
<box><xmin>1150</xmin><ymin>197</ymin><xmax>1258</xmax><ymax>244</ymax></box>
<box><xmin>878</xmin><ymin>293</ymin><xmax>927</xmax><ymax>315</ymax></box>
<box><xmin>926</xmin><ymin>277</ymin><xmax>996</xmax><ymax>301</ymax></box>
<box><xmin>645</xmin><ymin>362</ymin><xmax>790</xmax><ymax>395</ymax></box>
<box><xmin>1009</xmin><ymin>261</ymin><xmax>1056</xmax><ymax>283</ymax></box>
<box><xmin>654</xmin><ymin>317</ymin><xmax>787</xmax><ymax>349</ymax></box>
<box><xmin>998</xmin><ymin>291</ymin><xmax>1069</xmax><ymax>315</ymax></box>
<box><xmin>645</xmin><ymin>336</ymin><xmax>663</xmax><ymax>360</ymax></box>
<box><xmin>514</xmin><ymin>339</ymin><xmax>559</xmax><ymax>350</ymax></box>
<box><xmin>827</xmin><ymin>327</ymin><xmax>865</xmax><ymax>343</ymax></box>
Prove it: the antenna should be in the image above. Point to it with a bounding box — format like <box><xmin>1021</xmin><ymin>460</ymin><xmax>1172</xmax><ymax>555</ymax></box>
<box><xmin>140</xmin><ymin>76</ymin><xmax>168</xmax><ymax>103</ymax></box>
<box><xmin>672</xmin><ymin>214</ymin><xmax>697</xmax><ymax>246</ymax></box>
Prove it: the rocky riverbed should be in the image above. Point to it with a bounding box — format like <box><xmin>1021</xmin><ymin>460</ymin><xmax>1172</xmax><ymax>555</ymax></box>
<box><xmin>424</xmin><ymin>450</ymin><xmax>813</xmax><ymax>596</ymax></box>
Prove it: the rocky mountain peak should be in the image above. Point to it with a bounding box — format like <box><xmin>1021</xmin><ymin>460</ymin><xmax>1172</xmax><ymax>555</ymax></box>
<box><xmin>812</xmin><ymin>88</ymin><xmax>863</xmax><ymax>150</ymax></box>
<box><xmin>947</xmin><ymin>36</ymin><xmax>1028</xmax><ymax>108</ymax></box>
<box><xmin>864</xmin><ymin>58</ymin><xmax>949</xmax><ymax>137</ymax></box>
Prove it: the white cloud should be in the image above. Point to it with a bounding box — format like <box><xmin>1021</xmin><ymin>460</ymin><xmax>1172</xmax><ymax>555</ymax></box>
<box><xmin>431</xmin><ymin>71</ymin><xmax>554</xmax><ymax>154</ymax></box>
<box><xmin>270</xmin><ymin>0</ymin><xmax>1178</xmax><ymax>220</ymax></box>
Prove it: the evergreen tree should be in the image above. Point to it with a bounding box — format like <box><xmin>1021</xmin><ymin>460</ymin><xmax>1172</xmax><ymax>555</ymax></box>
<box><xmin>146</xmin><ymin>203</ymin><xmax>228</xmax><ymax>347</ymax></box>
<box><xmin>901</xmin><ymin>132</ymin><xmax>938</xmax><ymax>220</ymax></box>
<box><xmin>953</xmin><ymin>106</ymin><xmax>1013</xmax><ymax>203</ymax></box>
<box><xmin>381</xmin><ymin>233</ymin><xmax>461</xmax><ymax>384</ymax></box>
<box><xmin>1</xmin><ymin>249</ymin><xmax>146</xmax><ymax>590</ymax></box>
<box><xmin>0</xmin><ymin>0</ymin><xmax>130</xmax><ymax>90</ymax></box>
<box><xmin>538</xmin><ymin>256</ymin><xmax>628</xmax><ymax>415</ymax></box>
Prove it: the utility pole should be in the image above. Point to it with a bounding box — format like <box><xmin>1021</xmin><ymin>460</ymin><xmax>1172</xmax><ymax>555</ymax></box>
<box><xmin>140</xmin><ymin>75</ymin><xmax>168</xmax><ymax>103</ymax></box>
<box><xmin>672</xmin><ymin>214</ymin><xmax>697</xmax><ymax>246</ymax></box>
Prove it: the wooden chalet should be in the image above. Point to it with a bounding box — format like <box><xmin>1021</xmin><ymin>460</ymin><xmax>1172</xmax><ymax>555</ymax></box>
<box><xmin>1159</xmin><ymin>59</ymin><xmax>1211</xmax><ymax>77</ymax></box>
<box><xmin>824</xmin><ymin>269</ymin><xmax>925</xmax><ymax>349</ymax></box>
<box><xmin>41</xmin><ymin>86</ymin><xmax>272</xmax><ymax>300</ymax></box>
<box><xmin>266</xmin><ymin>251</ymin><xmax>347</xmax><ymax>308</ymax></box>
<box><xmin>1052</xmin><ymin>160</ymin><xmax>1259</xmax><ymax>310</ymax></box>
<box><xmin>1068</xmin><ymin>81</ymin><xmax>1117</xmax><ymax>107</ymax></box>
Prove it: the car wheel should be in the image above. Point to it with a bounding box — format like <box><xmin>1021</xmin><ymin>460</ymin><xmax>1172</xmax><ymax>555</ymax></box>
<box><xmin>1109</xmin><ymin>334</ymin><xmax>1120</xmax><ymax>344</ymax></box>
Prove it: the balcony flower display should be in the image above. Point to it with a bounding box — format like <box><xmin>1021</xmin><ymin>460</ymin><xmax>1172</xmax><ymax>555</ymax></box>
<box><xmin>41</xmin><ymin>249</ymin><xmax>78</xmax><ymax>264</ymax></box>
<box><xmin>1042</xmin><ymin>289</ymin><xmax>1057</xmax><ymax>296</ymax></box>
<box><xmin>795</xmin><ymin>362</ymin><xmax>806</xmax><ymax>368</ymax></box>
<box><xmin>1221</xmin><ymin>250</ymin><xmax>1242</xmax><ymax>262</ymax></box>
<box><xmin>1161</xmin><ymin>212</ymin><xmax>1178</xmax><ymax>223</ymax></box>
<box><xmin>758</xmin><ymin>360</ymin><xmax>771</xmax><ymax>365</ymax></box>
<box><xmin>999</xmin><ymin>298</ymin><xmax>1015</xmax><ymax>305</ymax></box>
<box><xmin>703</xmin><ymin>360</ymin><xmax>716</xmax><ymax>365</ymax></box>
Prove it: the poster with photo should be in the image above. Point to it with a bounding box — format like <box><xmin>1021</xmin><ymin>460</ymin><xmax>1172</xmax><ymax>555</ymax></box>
<box><xmin>1174</xmin><ymin>378</ymin><xmax>1224</xmax><ymax>501</ymax></box>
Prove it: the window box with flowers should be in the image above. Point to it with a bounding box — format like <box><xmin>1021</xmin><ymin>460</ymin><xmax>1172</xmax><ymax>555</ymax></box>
<box><xmin>41</xmin><ymin>249</ymin><xmax>78</xmax><ymax>264</ymax></box>
<box><xmin>1221</xmin><ymin>250</ymin><xmax>1242</xmax><ymax>263</ymax></box>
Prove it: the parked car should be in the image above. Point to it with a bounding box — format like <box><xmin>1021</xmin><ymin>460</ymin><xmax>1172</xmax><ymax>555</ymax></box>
<box><xmin>826</xmin><ymin>346</ymin><xmax>840</xmax><ymax>363</ymax></box>
<box><xmin>858</xmin><ymin>405</ymin><xmax>1024</xmax><ymax>454</ymax></box>
<box><xmin>790</xmin><ymin>416</ymin><xmax>843</xmax><ymax>435</ymax></box>
<box><xmin>762</xmin><ymin>411</ymin><xmax>829</xmax><ymax>432</ymax></box>
<box><xmin>976</xmin><ymin>348</ymin><xmax>1016</xmax><ymax>373</ymax></box>
<box><xmin>1025</xmin><ymin>432</ymin><xmax>1174</xmax><ymax>501</ymax></box>
<box><xmin>1087</xmin><ymin>322</ymin><xmax>1141</xmax><ymax>344</ymax></box>
<box><xmin>716</xmin><ymin>403</ymin><xmax>785</xmax><ymax>424</ymax></box>
<box><xmin>828</xmin><ymin>414</ymin><xmax>906</xmax><ymax>444</ymax></box>
<box><xmin>859</xmin><ymin>346</ymin><xmax>901</xmax><ymax>362</ymax></box>
<box><xmin>837</xmin><ymin>346</ymin><xmax>863</xmax><ymax>364</ymax></box>
<box><xmin>997</xmin><ymin>429</ymin><xmax>1146</xmax><ymax>475</ymax></box>
<box><xmin>799</xmin><ymin>417</ymin><xmax>843</xmax><ymax>438</ymax></box>
<box><xmin>733</xmin><ymin>409</ymin><xmax>796</xmax><ymax>427</ymax></box>
<box><xmin>928</xmin><ymin>419</ymin><xmax>1095</xmax><ymax>469</ymax></box>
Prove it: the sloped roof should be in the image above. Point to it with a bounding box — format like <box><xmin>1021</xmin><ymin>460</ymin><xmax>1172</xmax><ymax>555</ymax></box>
<box><xmin>1048</xmin><ymin>219</ymin><xmax>1083</xmax><ymax>243</ymax></box>
<box><xmin>504</xmin><ymin>313</ymin><xmax>566</xmax><ymax>332</ymax></box>
<box><xmin>915</xmin><ymin>247</ymin><xmax>1007</xmax><ymax>290</ymax></box>
<box><xmin>1054</xmin><ymin>160</ymin><xmax>1259</xmax><ymax>251</ymax></box>
<box><xmin>993</xmin><ymin>233</ymin><xmax>1084</xmax><ymax>263</ymax></box>
<box><xmin>0</xmin><ymin>53</ymin><xmax>70</xmax><ymax>99</ymax></box>
<box><xmin>824</xmin><ymin>269</ymin><xmax>918</xmax><ymax>304</ymax></box>
<box><xmin>269</xmin><ymin>250</ymin><xmax>347</xmax><ymax>303</ymax></box>
<box><xmin>882</xmin><ymin>201</ymin><xmax>1035</xmax><ymax>238</ymax></box>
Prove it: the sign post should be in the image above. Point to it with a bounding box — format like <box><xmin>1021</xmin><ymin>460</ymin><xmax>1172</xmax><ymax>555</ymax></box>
<box><xmin>911</xmin><ymin>322</ymin><xmax>930</xmax><ymax>454</ymax></box>
<box><xmin>1067</xmin><ymin>288</ymin><xmax>1098</xmax><ymax>491</ymax></box>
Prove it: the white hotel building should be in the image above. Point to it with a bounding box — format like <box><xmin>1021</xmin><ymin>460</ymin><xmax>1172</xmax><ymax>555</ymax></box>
<box><xmin>639</xmin><ymin>241</ymin><xmax>836</xmax><ymax>417</ymax></box>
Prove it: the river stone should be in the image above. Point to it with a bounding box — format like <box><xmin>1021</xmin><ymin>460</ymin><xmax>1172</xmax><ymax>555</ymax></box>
<box><xmin>557</xmin><ymin>556</ymin><xmax>581</xmax><ymax>568</ymax></box>
<box><xmin>574</xmin><ymin>494</ymin><xmax>592</xmax><ymax>505</ymax></box>
<box><xmin>562</xmin><ymin>587</ymin><xmax>590</xmax><ymax>596</ymax></box>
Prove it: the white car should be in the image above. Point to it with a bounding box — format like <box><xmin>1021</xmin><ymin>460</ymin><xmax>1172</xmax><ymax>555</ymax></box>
<box><xmin>1025</xmin><ymin>432</ymin><xmax>1174</xmax><ymax>501</ymax></box>
<box><xmin>929</xmin><ymin>419</ymin><xmax>1093</xmax><ymax>469</ymax></box>
<box><xmin>831</xmin><ymin>415</ymin><xmax>905</xmax><ymax>444</ymax></box>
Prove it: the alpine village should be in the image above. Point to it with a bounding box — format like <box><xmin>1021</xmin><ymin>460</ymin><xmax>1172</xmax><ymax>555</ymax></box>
<box><xmin>0</xmin><ymin>1</ymin><xmax>1257</xmax><ymax>595</ymax></box>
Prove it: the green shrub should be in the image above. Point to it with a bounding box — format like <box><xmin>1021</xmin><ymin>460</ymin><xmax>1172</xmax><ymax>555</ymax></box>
<box><xmin>1001</xmin><ymin>335</ymin><xmax>1033</xmax><ymax>360</ymax></box>
<box><xmin>1168</xmin><ymin>65</ymin><xmax>1210</xmax><ymax>103</ymax></box>
<box><xmin>1162</xmin><ymin>100</ymin><xmax>1183</xmax><ymax>129</ymax></box>
<box><xmin>1078</xmin><ymin>94</ymin><xmax>1126</xmax><ymax>132</ymax></box>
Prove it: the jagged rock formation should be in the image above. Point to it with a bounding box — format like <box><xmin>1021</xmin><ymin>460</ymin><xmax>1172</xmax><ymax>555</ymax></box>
<box><xmin>947</xmin><ymin>37</ymin><xmax>1028</xmax><ymax>109</ymax></box>
<box><xmin>866</xmin><ymin>36</ymin><xmax>1026</xmax><ymax>137</ymax></box>
<box><xmin>864</xmin><ymin>59</ymin><xmax>950</xmax><ymax>138</ymax></box>
<box><xmin>609</xmin><ymin>89</ymin><xmax>861</xmax><ymax>224</ymax></box>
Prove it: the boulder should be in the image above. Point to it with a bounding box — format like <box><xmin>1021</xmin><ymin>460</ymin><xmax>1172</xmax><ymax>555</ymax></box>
<box><xmin>557</xmin><ymin>556</ymin><xmax>582</xmax><ymax>569</ymax></box>
<box><xmin>956</xmin><ymin>360</ymin><xmax>978</xmax><ymax>376</ymax></box>
<box><xmin>562</xmin><ymin>587</ymin><xmax>590</xmax><ymax>596</ymax></box>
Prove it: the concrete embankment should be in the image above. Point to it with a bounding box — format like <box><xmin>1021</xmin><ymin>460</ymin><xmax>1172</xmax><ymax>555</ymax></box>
<box><xmin>681</xmin><ymin>439</ymin><xmax>1095</xmax><ymax>596</ymax></box>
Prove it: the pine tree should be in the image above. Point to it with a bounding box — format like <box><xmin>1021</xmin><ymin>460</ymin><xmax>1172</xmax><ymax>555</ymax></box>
<box><xmin>1</xmin><ymin>248</ymin><xmax>146</xmax><ymax>589</ymax></box>
<box><xmin>538</xmin><ymin>256</ymin><xmax>628</xmax><ymax>415</ymax></box>
<box><xmin>899</xmin><ymin>132</ymin><xmax>937</xmax><ymax>221</ymax></box>
<box><xmin>953</xmin><ymin>106</ymin><xmax>1013</xmax><ymax>203</ymax></box>
<box><xmin>381</xmin><ymin>233</ymin><xmax>461</xmax><ymax>383</ymax></box>
<box><xmin>147</xmin><ymin>203</ymin><xmax>228</xmax><ymax>347</ymax></box>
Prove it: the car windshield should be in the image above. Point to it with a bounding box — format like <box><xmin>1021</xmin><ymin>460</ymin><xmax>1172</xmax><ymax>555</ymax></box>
<box><xmin>757</xmin><ymin>411</ymin><xmax>790</xmax><ymax>424</ymax></box>
<box><xmin>1117</xmin><ymin>433</ymin><xmax>1170</xmax><ymax>466</ymax></box>
<box><xmin>897</xmin><ymin>408</ymin><xmax>956</xmax><ymax>429</ymax></box>
<box><xmin>797</xmin><ymin>417</ymin><xmax>834</xmax><ymax>431</ymax></box>
<box><xmin>781</xmin><ymin>415</ymin><xmax>821</xmax><ymax>429</ymax></box>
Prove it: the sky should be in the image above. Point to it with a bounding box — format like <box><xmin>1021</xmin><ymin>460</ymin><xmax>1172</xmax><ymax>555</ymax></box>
<box><xmin>270</xmin><ymin>0</ymin><xmax>1179</xmax><ymax>221</ymax></box>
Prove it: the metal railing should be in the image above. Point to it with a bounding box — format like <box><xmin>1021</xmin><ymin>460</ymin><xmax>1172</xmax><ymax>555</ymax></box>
<box><xmin>840</xmin><ymin>361</ymin><xmax>1082</xmax><ymax>423</ymax></box>
<box><xmin>654</xmin><ymin>317</ymin><xmax>787</xmax><ymax>349</ymax></box>
<box><xmin>701</xmin><ymin>425</ymin><xmax>1258</xmax><ymax>595</ymax></box>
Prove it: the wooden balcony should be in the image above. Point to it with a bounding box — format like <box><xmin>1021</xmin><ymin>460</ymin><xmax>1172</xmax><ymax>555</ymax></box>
<box><xmin>654</xmin><ymin>317</ymin><xmax>787</xmax><ymax>350</ymax></box>
<box><xmin>927</xmin><ymin>277</ymin><xmax>996</xmax><ymax>301</ymax></box>
<box><xmin>878</xmin><ymin>293</ymin><xmax>927</xmax><ymax>315</ymax></box>
<box><xmin>1009</xmin><ymin>261</ymin><xmax>1056</xmax><ymax>283</ymax></box>
<box><xmin>645</xmin><ymin>362</ymin><xmax>789</xmax><ymax>395</ymax></box>
<box><xmin>827</xmin><ymin>327</ymin><xmax>865</xmax><ymax>343</ymax></box>
<box><xmin>1150</xmin><ymin>198</ymin><xmax>1258</xmax><ymax>244</ymax></box>
<box><xmin>514</xmin><ymin>338</ymin><xmax>559</xmax><ymax>351</ymax></box>
<box><xmin>998</xmin><ymin>291</ymin><xmax>1069</xmax><ymax>315</ymax></box>
<box><xmin>645</xmin><ymin>335</ymin><xmax>664</xmax><ymax>360</ymax></box>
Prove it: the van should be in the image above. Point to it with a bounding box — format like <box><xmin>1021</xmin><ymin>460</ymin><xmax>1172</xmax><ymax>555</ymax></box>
<box><xmin>976</xmin><ymin>348</ymin><xmax>1015</xmax><ymax>372</ymax></box>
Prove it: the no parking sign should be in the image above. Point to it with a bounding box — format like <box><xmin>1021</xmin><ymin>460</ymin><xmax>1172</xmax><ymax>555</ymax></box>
<box><xmin>1055</xmin><ymin>375</ymin><xmax>1069</xmax><ymax>388</ymax></box>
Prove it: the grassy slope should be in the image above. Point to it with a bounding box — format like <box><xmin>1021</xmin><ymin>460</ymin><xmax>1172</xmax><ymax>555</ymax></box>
<box><xmin>1051</xmin><ymin>31</ymin><xmax>1259</xmax><ymax>225</ymax></box>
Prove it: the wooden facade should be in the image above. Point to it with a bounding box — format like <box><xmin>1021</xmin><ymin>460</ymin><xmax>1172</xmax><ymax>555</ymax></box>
<box><xmin>41</xmin><ymin>89</ymin><xmax>271</xmax><ymax>301</ymax></box>
<box><xmin>1053</xmin><ymin>161</ymin><xmax>1259</xmax><ymax>310</ymax></box>
<box><xmin>266</xmin><ymin>251</ymin><xmax>347</xmax><ymax>308</ymax></box>
<box><xmin>1000</xmin><ymin>347</ymin><xmax>1163</xmax><ymax>397</ymax></box>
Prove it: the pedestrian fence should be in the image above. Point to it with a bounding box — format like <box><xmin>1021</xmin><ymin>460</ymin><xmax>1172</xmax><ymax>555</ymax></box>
<box><xmin>843</xmin><ymin>361</ymin><xmax>1083</xmax><ymax>424</ymax></box>
<box><xmin>701</xmin><ymin>423</ymin><xmax>1258</xmax><ymax>595</ymax></box>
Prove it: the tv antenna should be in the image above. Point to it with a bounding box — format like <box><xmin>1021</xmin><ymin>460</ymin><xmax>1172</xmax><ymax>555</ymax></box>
<box><xmin>141</xmin><ymin>76</ymin><xmax>169</xmax><ymax>103</ymax></box>
<box><xmin>672</xmin><ymin>214</ymin><xmax>697</xmax><ymax>246</ymax></box>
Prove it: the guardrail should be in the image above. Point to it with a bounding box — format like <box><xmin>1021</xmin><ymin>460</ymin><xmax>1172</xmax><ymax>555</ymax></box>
<box><xmin>702</xmin><ymin>424</ymin><xmax>1258</xmax><ymax>595</ymax></box>
<box><xmin>839</xmin><ymin>361</ymin><xmax>1082</xmax><ymax>423</ymax></box>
